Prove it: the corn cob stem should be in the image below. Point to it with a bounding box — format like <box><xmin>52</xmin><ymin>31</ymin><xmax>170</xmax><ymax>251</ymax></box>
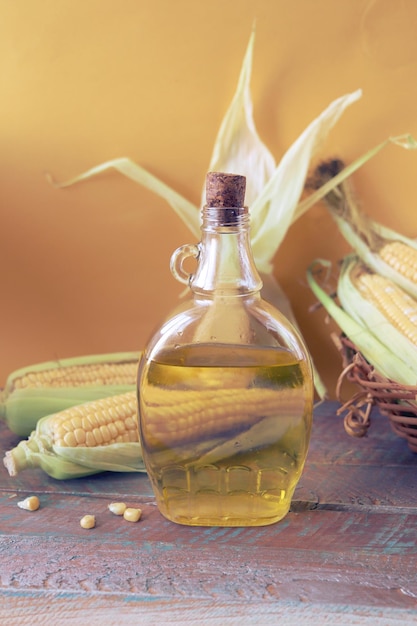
<box><xmin>307</xmin><ymin>158</ymin><xmax>381</xmax><ymax>249</ymax></box>
<box><xmin>4</xmin><ymin>432</ymin><xmax>65</xmax><ymax>477</ymax></box>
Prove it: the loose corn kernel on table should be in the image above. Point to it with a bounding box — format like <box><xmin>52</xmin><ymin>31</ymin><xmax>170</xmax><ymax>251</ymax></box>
<box><xmin>1</xmin><ymin>401</ymin><xmax>417</xmax><ymax>625</ymax></box>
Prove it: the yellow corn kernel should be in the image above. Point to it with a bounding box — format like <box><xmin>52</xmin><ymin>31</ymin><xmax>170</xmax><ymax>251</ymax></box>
<box><xmin>41</xmin><ymin>392</ymin><xmax>138</xmax><ymax>447</ymax></box>
<box><xmin>141</xmin><ymin>386</ymin><xmax>305</xmax><ymax>449</ymax></box>
<box><xmin>354</xmin><ymin>270</ymin><xmax>417</xmax><ymax>345</ymax></box>
<box><xmin>80</xmin><ymin>514</ymin><xmax>96</xmax><ymax>529</ymax></box>
<box><xmin>108</xmin><ymin>502</ymin><xmax>127</xmax><ymax>516</ymax></box>
<box><xmin>123</xmin><ymin>507</ymin><xmax>142</xmax><ymax>522</ymax></box>
<box><xmin>13</xmin><ymin>361</ymin><xmax>137</xmax><ymax>390</ymax></box>
<box><xmin>17</xmin><ymin>495</ymin><xmax>40</xmax><ymax>511</ymax></box>
<box><xmin>378</xmin><ymin>240</ymin><xmax>417</xmax><ymax>284</ymax></box>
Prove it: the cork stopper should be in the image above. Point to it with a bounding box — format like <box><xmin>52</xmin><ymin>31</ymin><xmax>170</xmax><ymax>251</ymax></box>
<box><xmin>206</xmin><ymin>172</ymin><xmax>246</xmax><ymax>208</ymax></box>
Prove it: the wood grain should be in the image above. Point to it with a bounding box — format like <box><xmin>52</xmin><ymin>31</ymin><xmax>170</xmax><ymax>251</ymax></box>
<box><xmin>2</xmin><ymin>590</ymin><xmax>417</xmax><ymax>626</ymax></box>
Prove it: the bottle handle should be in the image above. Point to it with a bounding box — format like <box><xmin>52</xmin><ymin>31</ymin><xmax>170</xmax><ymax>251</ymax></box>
<box><xmin>170</xmin><ymin>243</ymin><xmax>200</xmax><ymax>285</ymax></box>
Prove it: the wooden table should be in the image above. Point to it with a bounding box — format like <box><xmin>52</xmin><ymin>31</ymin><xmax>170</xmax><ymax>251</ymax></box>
<box><xmin>1</xmin><ymin>400</ymin><xmax>417</xmax><ymax>625</ymax></box>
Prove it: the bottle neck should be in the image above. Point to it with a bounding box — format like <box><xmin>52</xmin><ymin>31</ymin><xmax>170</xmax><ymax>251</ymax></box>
<box><xmin>190</xmin><ymin>205</ymin><xmax>263</xmax><ymax>296</ymax></box>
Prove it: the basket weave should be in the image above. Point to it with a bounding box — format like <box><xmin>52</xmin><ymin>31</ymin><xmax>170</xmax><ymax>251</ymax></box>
<box><xmin>333</xmin><ymin>334</ymin><xmax>417</xmax><ymax>453</ymax></box>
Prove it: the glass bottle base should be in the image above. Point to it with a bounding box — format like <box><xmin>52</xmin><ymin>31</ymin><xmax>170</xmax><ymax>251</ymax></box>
<box><xmin>155</xmin><ymin>492</ymin><xmax>293</xmax><ymax>527</ymax></box>
<box><xmin>147</xmin><ymin>439</ymin><xmax>304</xmax><ymax>527</ymax></box>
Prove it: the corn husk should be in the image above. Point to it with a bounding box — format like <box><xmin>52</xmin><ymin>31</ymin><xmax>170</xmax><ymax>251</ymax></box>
<box><xmin>3</xmin><ymin>435</ymin><xmax>145</xmax><ymax>479</ymax></box>
<box><xmin>3</xmin><ymin>396</ymin><xmax>146</xmax><ymax>479</ymax></box>
<box><xmin>306</xmin><ymin>259</ymin><xmax>417</xmax><ymax>387</ymax></box>
<box><xmin>337</xmin><ymin>255</ymin><xmax>417</xmax><ymax>372</ymax></box>
<box><xmin>48</xmin><ymin>32</ymin><xmax>361</xmax><ymax>277</ymax></box>
<box><xmin>308</xmin><ymin>155</ymin><xmax>417</xmax><ymax>298</ymax></box>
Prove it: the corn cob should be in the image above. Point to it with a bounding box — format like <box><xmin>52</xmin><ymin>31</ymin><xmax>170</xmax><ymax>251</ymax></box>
<box><xmin>338</xmin><ymin>256</ymin><xmax>417</xmax><ymax>369</ymax></box>
<box><xmin>4</xmin><ymin>382</ymin><xmax>307</xmax><ymax>478</ymax></box>
<box><xmin>140</xmin><ymin>385</ymin><xmax>306</xmax><ymax>449</ymax></box>
<box><xmin>3</xmin><ymin>391</ymin><xmax>145</xmax><ymax>479</ymax></box>
<box><xmin>0</xmin><ymin>351</ymin><xmax>140</xmax><ymax>437</ymax></box>
<box><xmin>309</xmin><ymin>159</ymin><xmax>417</xmax><ymax>299</ymax></box>
<box><xmin>307</xmin><ymin>259</ymin><xmax>417</xmax><ymax>387</ymax></box>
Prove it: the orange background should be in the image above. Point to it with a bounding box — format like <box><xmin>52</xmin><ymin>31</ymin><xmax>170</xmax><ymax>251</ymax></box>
<box><xmin>1</xmin><ymin>0</ymin><xmax>417</xmax><ymax>395</ymax></box>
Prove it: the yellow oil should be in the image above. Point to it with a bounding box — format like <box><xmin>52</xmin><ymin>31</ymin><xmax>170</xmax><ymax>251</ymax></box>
<box><xmin>138</xmin><ymin>343</ymin><xmax>313</xmax><ymax>526</ymax></box>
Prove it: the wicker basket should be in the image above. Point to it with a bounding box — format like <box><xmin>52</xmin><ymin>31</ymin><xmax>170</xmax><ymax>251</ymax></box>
<box><xmin>333</xmin><ymin>334</ymin><xmax>417</xmax><ymax>453</ymax></box>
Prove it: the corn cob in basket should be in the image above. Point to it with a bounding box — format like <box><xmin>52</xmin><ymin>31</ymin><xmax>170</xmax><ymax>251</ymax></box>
<box><xmin>306</xmin><ymin>162</ymin><xmax>417</xmax><ymax>448</ymax></box>
<box><xmin>307</xmin><ymin>256</ymin><xmax>417</xmax><ymax>387</ymax></box>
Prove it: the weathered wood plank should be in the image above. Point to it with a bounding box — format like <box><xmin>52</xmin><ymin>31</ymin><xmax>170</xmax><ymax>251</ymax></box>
<box><xmin>295</xmin><ymin>463</ymin><xmax>417</xmax><ymax>513</ymax></box>
<box><xmin>1</xmin><ymin>589</ymin><xmax>417</xmax><ymax>626</ymax></box>
<box><xmin>307</xmin><ymin>403</ymin><xmax>417</xmax><ymax>466</ymax></box>
<box><xmin>1</xmin><ymin>492</ymin><xmax>417</xmax><ymax>610</ymax></box>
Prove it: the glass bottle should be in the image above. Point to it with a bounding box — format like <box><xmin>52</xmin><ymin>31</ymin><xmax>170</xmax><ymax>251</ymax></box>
<box><xmin>137</xmin><ymin>172</ymin><xmax>313</xmax><ymax>527</ymax></box>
